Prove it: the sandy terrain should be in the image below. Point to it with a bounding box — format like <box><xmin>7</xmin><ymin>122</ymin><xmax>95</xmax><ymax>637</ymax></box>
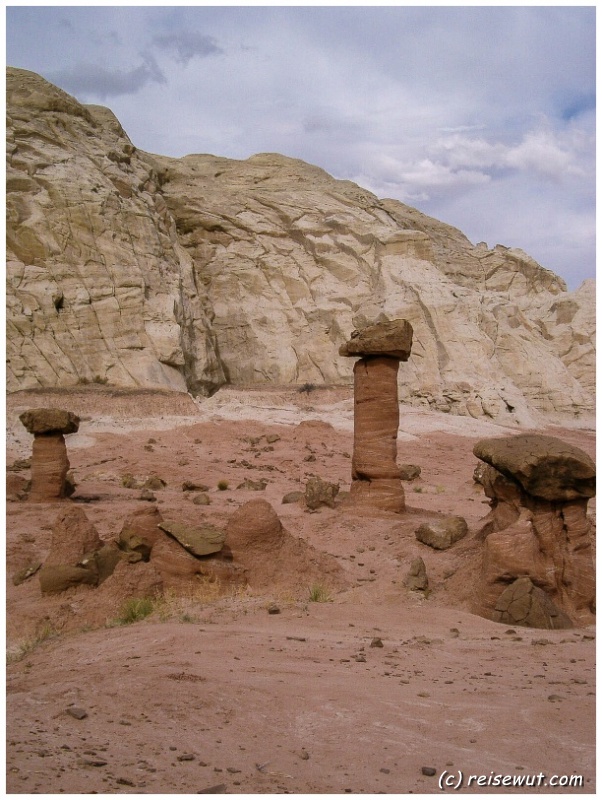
<box><xmin>5</xmin><ymin>386</ymin><xmax>596</xmax><ymax>794</ymax></box>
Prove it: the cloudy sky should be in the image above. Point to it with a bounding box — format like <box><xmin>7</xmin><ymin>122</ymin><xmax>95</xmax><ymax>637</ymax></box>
<box><xmin>6</xmin><ymin>5</ymin><xmax>595</xmax><ymax>289</ymax></box>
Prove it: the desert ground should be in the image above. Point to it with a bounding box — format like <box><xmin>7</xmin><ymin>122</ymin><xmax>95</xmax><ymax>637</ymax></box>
<box><xmin>5</xmin><ymin>386</ymin><xmax>596</xmax><ymax>794</ymax></box>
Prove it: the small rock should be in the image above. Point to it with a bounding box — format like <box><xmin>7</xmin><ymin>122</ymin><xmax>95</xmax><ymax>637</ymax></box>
<box><xmin>370</xmin><ymin>637</ymin><xmax>384</xmax><ymax>648</ymax></box>
<box><xmin>403</xmin><ymin>557</ymin><xmax>428</xmax><ymax>591</ymax></box>
<box><xmin>266</xmin><ymin>434</ymin><xmax>281</xmax><ymax>444</ymax></box>
<box><xmin>177</xmin><ymin>754</ymin><xmax>195</xmax><ymax>762</ymax></box>
<box><xmin>415</xmin><ymin>517</ymin><xmax>468</xmax><ymax>550</ymax></box>
<box><xmin>192</xmin><ymin>493</ymin><xmax>211</xmax><ymax>506</ymax></box>
<box><xmin>305</xmin><ymin>476</ymin><xmax>339</xmax><ymax>510</ymax></box>
<box><xmin>267</xmin><ymin>603</ymin><xmax>281</xmax><ymax>615</ymax></box>
<box><xmin>182</xmin><ymin>481</ymin><xmax>210</xmax><ymax>492</ymax></box>
<box><xmin>282</xmin><ymin>491</ymin><xmax>304</xmax><ymax>504</ymax></box>
<box><xmin>139</xmin><ymin>489</ymin><xmax>156</xmax><ymax>502</ymax></box>
<box><xmin>197</xmin><ymin>785</ymin><xmax>226</xmax><ymax>794</ymax></box>
<box><xmin>422</xmin><ymin>766</ymin><xmax>437</xmax><ymax>777</ymax></box>
<box><xmin>66</xmin><ymin>706</ymin><xmax>88</xmax><ymax>720</ymax></box>
<box><xmin>399</xmin><ymin>464</ymin><xmax>421</xmax><ymax>481</ymax></box>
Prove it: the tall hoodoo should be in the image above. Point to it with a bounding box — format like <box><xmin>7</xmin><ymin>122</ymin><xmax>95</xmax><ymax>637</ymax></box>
<box><xmin>19</xmin><ymin>408</ymin><xmax>80</xmax><ymax>502</ymax></box>
<box><xmin>339</xmin><ymin>319</ymin><xmax>413</xmax><ymax>512</ymax></box>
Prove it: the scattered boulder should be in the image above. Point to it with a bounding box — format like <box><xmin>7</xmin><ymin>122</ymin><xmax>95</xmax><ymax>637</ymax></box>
<box><xmin>158</xmin><ymin>520</ymin><xmax>225</xmax><ymax>557</ymax></box>
<box><xmin>182</xmin><ymin>481</ymin><xmax>210</xmax><ymax>492</ymax></box>
<box><xmin>19</xmin><ymin>408</ymin><xmax>80</xmax><ymax>502</ymax></box>
<box><xmin>473</xmin><ymin>433</ymin><xmax>596</xmax><ymax>627</ymax></box>
<box><xmin>12</xmin><ymin>562</ymin><xmax>42</xmax><ymax>586</ymax></box>
<box><xmin>415</xmin><ymin>517</ymin><xmax>468</xmax><ymax>550</ymax></box>
<box><xmin>282</xmin><ymin>491</ymin><xmax>304</xmax><ymax>504</ymax></box>
<box><xmin>403</xmin><ymin>557</ymin><xmax>429</xmax><ymax>591</ymax></box>
<box><xmin>237</xmin><ymin>478</ymin><xmax>267</xmax><ymax>491</ymax></box>
<box><xmin>493</xmin><ymin>577</ymin><xmax>573</xmax><ymax>629</ymax></box>
<box><xmin>192</xmin><ymin>493</ymin><xmax>211</xmax><ymax>506</ymax></box>
<box><xmin>305</xmin><ymin>476</ymin><xmax>339</xmax><ymax>510</ymax></box>
<box><xmin>7</xmin><ymin>473</ymin><xmax>29</xmax><ymax>502</ymax></box>
<box><xmin>399</xmin><ymin>464</ymin><xmax>421</xmax><ymax>481</ymax></box>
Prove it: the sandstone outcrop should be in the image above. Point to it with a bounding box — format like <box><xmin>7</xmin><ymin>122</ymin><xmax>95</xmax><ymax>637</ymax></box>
<box><xmin>225</xmin><ymin>499</ymin><xmax>346</xmax><ymax>591</ymax></box>
<box><xmin>473</xmin><ymin>434</ymin><xmax>595</xmax><ymax>627</ymax></box>
<box><xmin>19</xmin><ymin>408</ymin><xmax>79</xmax><ymax>502</ymax></box>
<box><xmin>341</xmin><ymin>320</ymin><xmax>413</xmax><ymax>512</ymax></box>
<box><xmin>6</xmin><ymin>68</ymin><xmax>595</xmax><ymax>421</ymax></box>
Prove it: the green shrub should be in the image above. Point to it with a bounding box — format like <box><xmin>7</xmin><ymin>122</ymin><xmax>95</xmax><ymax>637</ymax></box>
<box><xmin>308</xmin><ymin>584</ymin><xmax>332</xmax><ymax>603</ymax></box>
<box><xmin>217</xmin><ymin>480</ymin><xmax>229</xmax><ymax>491</ymax></box>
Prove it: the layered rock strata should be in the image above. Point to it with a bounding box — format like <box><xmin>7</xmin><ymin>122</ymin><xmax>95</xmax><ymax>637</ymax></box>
<box><xmin>473</xmin><ymin>434</ymin><xmax>595</xmax><ymax>627</ymax></box>
<box><xmin>340</xmin><ymin>320</ymin><xmax>413</xmax><ymax>512</ymax></box>
<box><xmin>19</xmin><ymin>408</ymin><xmax>79</xmax><ymax>502</ymax></box>
<box><xmin>6</xmin><ymin>67</ymin><xmax>595</xmax><ymax>421</ymax></box>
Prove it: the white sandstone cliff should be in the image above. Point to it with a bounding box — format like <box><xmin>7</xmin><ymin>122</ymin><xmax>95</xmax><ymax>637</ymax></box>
<box><xmin>6</xmin><ymin>67</ymin><xmax>595</xmax><ymax>423</ymax></box>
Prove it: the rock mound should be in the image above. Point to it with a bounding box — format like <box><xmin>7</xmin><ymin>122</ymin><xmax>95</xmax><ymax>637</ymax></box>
<box><xmin>225</xmin><ymin>499</ymin><xmax>346</xmax><ymax>592</ymax></box>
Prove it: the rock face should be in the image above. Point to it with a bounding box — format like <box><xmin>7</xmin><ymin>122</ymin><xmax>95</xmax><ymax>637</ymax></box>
<box><xmin>6</xmin><ymin>67</ymin><xmax>595</xmax><ymax>421</ymax></box>
<box><xmin>19</xmin><ymin>407</ymin><xmax>80</xmax><ymax>502</ymax></box>
<box><xmin>341</xmin><ymin>320</ymin><xmax>412</xmax><ymax>512</ymax></box>
<box><xmin>473</xmin><ymin>434</ymin><xmax>595</xmax><ymax>627</ymax></box>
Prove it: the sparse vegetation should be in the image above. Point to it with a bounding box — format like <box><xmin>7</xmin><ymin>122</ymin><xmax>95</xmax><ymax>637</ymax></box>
<box><xmin>217</xmin><ymin>479</ymin><xmax>229</xmax><ymax>491</ymax></box>
<box><xmin>298</xmin><ymin>382</ymin><xmax>316</xmax><ymax>394</ymax></box>
<box><xmin>7</xmin><ymin>622</ymin><xmax>59</xmax><ymax>663</ymax></box>
<box><xmin>115</xmin><ymin>597</ymin><xmax>155</xmax><ymax>625</ymax></box>
<box><xmin>308</xmin><ymin>583</ymin><xmax>332</xmax><ymax>603</ymax></box>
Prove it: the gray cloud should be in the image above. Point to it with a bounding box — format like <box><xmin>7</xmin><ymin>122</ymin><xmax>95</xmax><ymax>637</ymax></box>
<box><xmin>49</xmin><ymin>54</ymin><xmax>165</xmax><ymax>99</ymax></box>
<box><xmin>153</xmin><ymin>31</ymin><xmax>224</xmax><ymax>65</ymax></box>
<box><xmin>6</xmin><ymin>6</ymin><xmax>595</xmax><ymax>288</ymax></box>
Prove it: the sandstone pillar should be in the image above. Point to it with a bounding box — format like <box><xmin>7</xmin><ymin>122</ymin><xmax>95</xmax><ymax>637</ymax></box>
<box><xmin>19</xmin><ymin>408</ymin><xmax>80</xmax><ymax>502</ymax></box>
<box><xmin>339</xmin><ymin>320</ymin><xmax>413</xmax><ymax>512</ymax></box>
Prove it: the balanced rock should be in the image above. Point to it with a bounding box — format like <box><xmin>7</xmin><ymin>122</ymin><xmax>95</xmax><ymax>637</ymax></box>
<box><xmin>415</xmin><ymin>517</ymin><xmax>468</xmax><ymax>550</ymax></box>
<box><xmin>19</xmin><ymin>408</ymin><xmax>80</xmax><ymax>502</ymax></box>
<box><xmin>473</xmin><ymin>434</ymin><xmax>595</xmax><ymax>501</ymax></box>
<box><xmin>19</xmin><ymin>408</ymin><xmax>80</xmax><ymax>435</ymax></box>
<box><xmin>473</xmin><ymin>434</ymin><xmax>596</xmax><ymax>627</ymax></box>
<box><xmin>339</xmin><ymin>319</ymin><xmax>413</xmax><ymax>359</ymax></box>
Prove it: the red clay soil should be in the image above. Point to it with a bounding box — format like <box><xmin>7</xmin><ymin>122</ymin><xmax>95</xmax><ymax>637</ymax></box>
<box><xmin>5</xmin><ymin>386</ymin><xmax>595</xmax><ymax>794</ymax></box>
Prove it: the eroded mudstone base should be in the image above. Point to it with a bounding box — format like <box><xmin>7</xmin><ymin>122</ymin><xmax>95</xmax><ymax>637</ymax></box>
<box><xmin>29</xmin><ymin>434</ymin><xmax>70</xmax><ymax>502</ymax></box>
<box><xmin>349</xmin><ymin>478</ymin><xmax>405</xmax><ymax>513</ymax></box>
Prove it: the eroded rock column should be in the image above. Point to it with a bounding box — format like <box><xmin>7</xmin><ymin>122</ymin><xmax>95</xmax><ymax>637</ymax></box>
<box><xmin>19</xmin><ymin>408</ymin><xmax>80</xmax><ymax>502</ymax></box>
<box><xmin>340</xmin><ymin>320</ymin><xmax>413</xmax><ymax>512</ymax></box>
